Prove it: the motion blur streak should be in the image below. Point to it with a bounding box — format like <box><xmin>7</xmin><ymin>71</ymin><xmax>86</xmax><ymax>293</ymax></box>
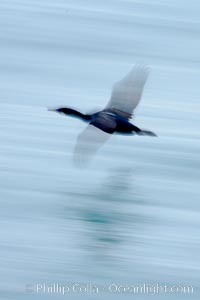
<box><xmin>0</xmin><ymin>0</ymin><xmax>200</xmax><ymax>299</ymax></box>
<box><xmin>74</xmin><ymin>125</ymin><xmax>110</xmax><ymax>166</ymax></box>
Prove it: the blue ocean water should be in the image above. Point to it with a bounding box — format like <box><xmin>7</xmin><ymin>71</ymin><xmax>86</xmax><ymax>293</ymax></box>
<box><xmin>0</xmin><ymin>0</ymin><xmax>200</xmax><ymax>299</ymax></box>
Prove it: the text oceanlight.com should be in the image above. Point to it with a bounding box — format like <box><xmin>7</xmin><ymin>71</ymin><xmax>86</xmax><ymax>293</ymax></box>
<box><xmin>26</xmin><ymin>283</ymin><xmax>194</xmax><ymax>295</ymax></box>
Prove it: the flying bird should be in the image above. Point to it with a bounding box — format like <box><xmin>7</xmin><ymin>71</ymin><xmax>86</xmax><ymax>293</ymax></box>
<box><xmin>49</xmin><ymin>65</ymin><xmax>156</xmax><ymax>163</ymax></box>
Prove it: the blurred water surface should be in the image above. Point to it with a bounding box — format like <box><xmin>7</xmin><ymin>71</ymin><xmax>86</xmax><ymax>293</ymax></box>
<box><xmin>0</xmin><ymin>0</ymin><xmax>200</xmax><ymax>299</ymax></box>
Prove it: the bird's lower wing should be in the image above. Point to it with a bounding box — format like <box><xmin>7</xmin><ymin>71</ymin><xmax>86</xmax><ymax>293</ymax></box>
<box><xmin>73</xmin><ymin>125</ymin><xmax>110</xmax><ymax>166</ymax></box>
<box><xmin>105</xmin><ymin>65</ymin><xmax>149</xmax><ymax>119</ymax></box>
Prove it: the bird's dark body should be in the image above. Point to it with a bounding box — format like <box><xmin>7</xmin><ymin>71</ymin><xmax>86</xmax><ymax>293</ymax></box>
<box><xmin>90</xmin><ymin>111</ymin><xmax>141</xmax><ymax>134</ymax></box>
<box><xmin>54</xmin><ymin>108</ymin><xmax>153</xmax><ymax>135</ymax></box>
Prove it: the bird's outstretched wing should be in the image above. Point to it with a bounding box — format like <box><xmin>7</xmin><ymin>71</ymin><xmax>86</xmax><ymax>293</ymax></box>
<box><xmin>73</xmin><ymin>125</ymin><xmax>110</xmax><ymax>166</ymax></box>
<box><xmin>105</xmin><ymin>65</ymin><xmax>150</xmax><ymax>119</ymax></box>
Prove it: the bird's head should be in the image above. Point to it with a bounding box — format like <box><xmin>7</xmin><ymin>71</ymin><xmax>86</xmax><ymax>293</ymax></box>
<box><xmin>48</xmin><ymin>107</ymin><xmax>70</xmax><ymax>114</ymax></box>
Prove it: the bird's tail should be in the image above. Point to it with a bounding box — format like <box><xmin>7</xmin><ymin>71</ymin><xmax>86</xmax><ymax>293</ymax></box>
<box><xmin>138</xmin><ymin>130</ymin><xmax>157</xmax><ymax>137</ymax></box>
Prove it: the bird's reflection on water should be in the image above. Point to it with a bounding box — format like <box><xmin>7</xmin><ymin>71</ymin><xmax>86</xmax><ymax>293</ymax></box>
<box><xmin>64</xmin><ymin>167</ymin><xmax>153</xmax><ymax>263</ymax></box>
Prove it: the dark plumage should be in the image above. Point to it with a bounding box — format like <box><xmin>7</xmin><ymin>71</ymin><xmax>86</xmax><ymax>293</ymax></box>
<box><xmin>49</xmin><ymin>65</ymin><xmax>156</xmax><ymax>137</ymax></box>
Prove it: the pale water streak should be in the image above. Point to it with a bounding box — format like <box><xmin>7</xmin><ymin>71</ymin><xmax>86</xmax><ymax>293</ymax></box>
<box><xmin>0</xmin><ymin>0</ymin><xmax>200</xmax><ymax>299</ymax></box>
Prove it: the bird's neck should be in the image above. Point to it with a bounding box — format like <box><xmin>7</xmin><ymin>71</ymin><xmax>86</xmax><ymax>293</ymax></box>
<box><xmin>61</xmin><ymin>108</ymin><xmax>91</xmax><ymax>121</ymax></box>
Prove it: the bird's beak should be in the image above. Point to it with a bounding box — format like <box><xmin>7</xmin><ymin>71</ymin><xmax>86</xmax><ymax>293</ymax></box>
<box><xmin>47</xmin><ymin>107</ymin><xmax>57</xmax><ymax>112</ymax></box>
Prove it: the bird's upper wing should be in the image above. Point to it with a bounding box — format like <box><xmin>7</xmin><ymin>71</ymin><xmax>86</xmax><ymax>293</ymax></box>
<box><xmin>105</xmin><ymin>65</ymin><xmax>150</xmax><ymax>119</ymax></box>
<box><xmin>73</xmin><ymin>125</ymin><xmax>110</xmax><ymax>166</ymax></box>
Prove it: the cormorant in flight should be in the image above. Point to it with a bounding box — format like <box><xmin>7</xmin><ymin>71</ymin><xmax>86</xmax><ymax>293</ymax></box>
<box><xmin>49</xmin><ymin>65</ymin><xmax>156</xmax><ymax>163</ymax></box>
